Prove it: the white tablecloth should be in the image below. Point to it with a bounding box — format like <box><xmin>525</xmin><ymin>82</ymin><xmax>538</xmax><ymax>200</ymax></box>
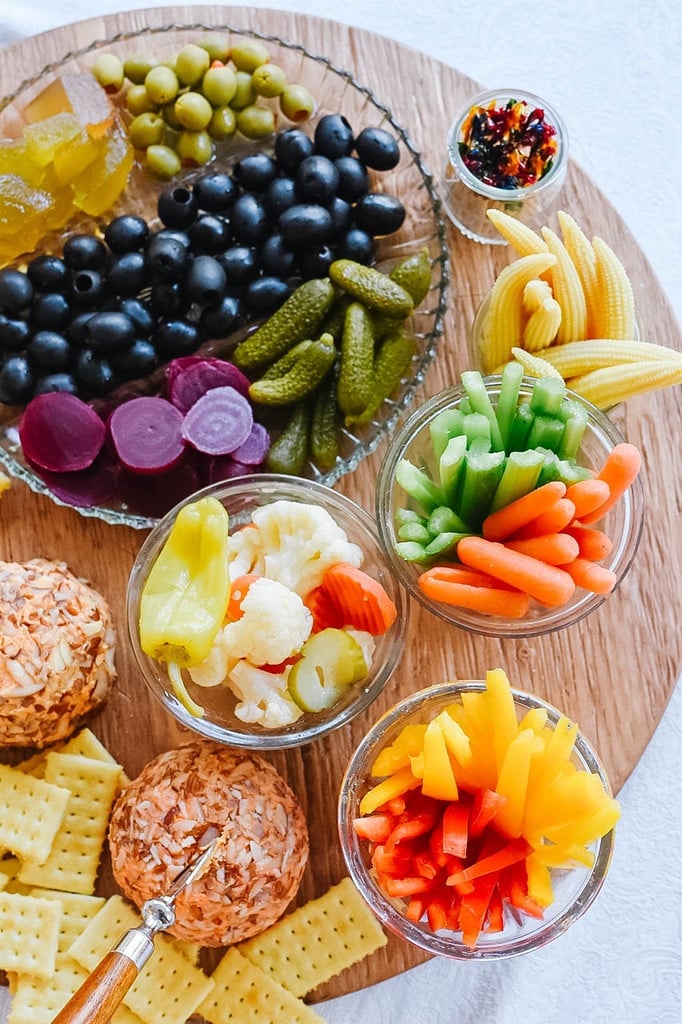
<box><xmin>1</xmin><ymin>2</ymin><xmax>680</xmax><ymax>1022</ymax></box>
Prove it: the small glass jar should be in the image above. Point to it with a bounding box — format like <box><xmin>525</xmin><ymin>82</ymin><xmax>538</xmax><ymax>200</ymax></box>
<box><xmin>440</xmin><ymin>88</ymin><xmax>568</xmax><ymax>245</ymax></box>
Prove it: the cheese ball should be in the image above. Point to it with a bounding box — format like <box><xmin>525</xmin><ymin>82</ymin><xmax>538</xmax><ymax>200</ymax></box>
<box><xmin>108</xmin><ymin>740</ymin><xmax>309</xmax><ymax>945</ymax></box>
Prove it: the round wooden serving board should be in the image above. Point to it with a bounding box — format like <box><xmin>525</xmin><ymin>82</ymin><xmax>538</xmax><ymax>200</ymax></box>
<box><xmin>0</xmin><ymin>5</ymin><xmax>680</xmax><ymax>1004</ymax></box>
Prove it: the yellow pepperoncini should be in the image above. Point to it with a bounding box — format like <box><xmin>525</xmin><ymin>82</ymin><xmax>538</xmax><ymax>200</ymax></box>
<box><xmin>139</xmin><ymin>496</ymin><xmax>231</xmax><ymax>718</ymax></box>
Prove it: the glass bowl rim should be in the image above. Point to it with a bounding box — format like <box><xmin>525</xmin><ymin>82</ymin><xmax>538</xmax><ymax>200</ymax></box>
<box><xmin>446</xmin><ymin>87</ymin><xmax>569</xmax><ymax>201</ymax></box>
<box><xmin>0</xmin><ymin>20</ymin><xmax>450</xmax><ymax>530</ymax></box>
<box><xmin>125</xmin><ymin>472</ymin><xmax>411</xmax><ymax>749</ymax></box>
<box><xmin>337</xmin><ymin>678</ymin><xmax>616</xmax><ymax>960</ymax></box>
<box><xmin>374</xmin><ymin>375</ymin><xmax>644</xmax><ymax>638</ymax></box>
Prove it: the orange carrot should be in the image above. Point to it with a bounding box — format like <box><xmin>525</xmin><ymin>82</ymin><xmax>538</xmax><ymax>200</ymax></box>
<box><xmin>320</xmin><ymin>563</ymin><xmax>398</xmax><ymax>635</ymax></box>
<box><xmin>227</xmin><ymin>573</ymin><xmax>260</xmax><ymax>620</ymax></box>
<box><xmin>418</xmin><ymin>575</ymin><xmax>530</xmax><ymax>618</ymax></box>
<box><xmin>511</xmin><ymin>498</ymin><xmax>576</xmax><ymax>539</ymax></box>
<box><xmin>419</xmin><ymin>564</ymin><xmax>516</xmax><ymax>590</ymax></box>
<box><xmin>564</xmin><ymin>558</ymin><xmax>617</xmax><ymax>594</ymax></box>
<box><xmin>564</xmin><ymin>523</ymin><xmax>613</xmax><ymax>561</ymax></box>
<box><xmin>580</xmin><ymin>442</ymin><xmax>642</xmax><ymax>525</ymax></box>
<box><xmin>457</xmin><ymin>536</ymin><xmax>576</xmax><ymax>607</ymax></box>
<box><xmin>505</xmin><ymin>532</ymin><xmax>580</xmax><ymax>566</ymax></box>
<box><xmin>482</xmin><ymin>481</ymin><xmax>566</xmax><ymax>542</ymax></box>
<box><xmin>564</xmin><ymin>478</ymin><xmax>611</xmax><ymax>519</ymax></box>
<box><xmin>304</xmin><ymin>584</ymin><xmax>343</xmax><ymax>632</ymax></box>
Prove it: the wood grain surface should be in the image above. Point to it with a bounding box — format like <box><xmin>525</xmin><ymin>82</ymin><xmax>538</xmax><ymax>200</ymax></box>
<box><xmin>1</xmin><ymin>5</ymin><xmax>680</xmax><ymax>1004</ymax></box>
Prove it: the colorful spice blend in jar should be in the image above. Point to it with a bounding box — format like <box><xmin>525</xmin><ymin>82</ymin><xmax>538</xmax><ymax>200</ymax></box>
<box><xmin>441</xmin><ymin>89</ymin><xmax>568</xmax><ymax>245</ymax></box>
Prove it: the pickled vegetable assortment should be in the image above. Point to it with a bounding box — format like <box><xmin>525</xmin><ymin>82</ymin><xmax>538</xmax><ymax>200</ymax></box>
<box><xmin>458</xmin><ymin>97</ymin><xmax>559</xmax><ymax>189</ymax></box>
<box><xmin>353</xmin><ymin>669</ymin><xmax>620</xmax><ymax>947</ymax></box>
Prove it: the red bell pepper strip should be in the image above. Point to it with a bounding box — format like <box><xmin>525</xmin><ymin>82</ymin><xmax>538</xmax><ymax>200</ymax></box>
<box><xmin>485</xmin><ymin>885</ymin><xmax>504</xmax><ymax>932</ymax></box>
<box><xmin>469</xmin><ymin>787</ymin><xmax>507</xmax><ymax>838</ymax></box>
<box><xmin>406</xmin><ymin>896</ymin><xmax>428</xmax><ymax>922</ymax></box>
<box><xmin>442</xmin><ymin>802</ymin><xmax>469</xmax><ymax>858</ymax></box>
<box><xmin>372</xmin><ymin>842</ymin><xmax>413</xmax><ymax>877</ymax></box>
<box><xmin>384</xmin><ymin>875</ymin><xmax>436</xmax><ymax>898</ymax></box>
<box><xmin>352</xmin><ymin>814</ymin><xmax>394</xmax><ymax>844</ymax></box>
<box><xmin>426</xmin><ymin>891</ymin><xmax>451</xmax><ymax>932</ymax></box>
<box><xmin>505</xmin><ymin>859</ymin><xmax>544</xmax><ymax>920</ymax></box>
<box><xmin>413</xmin><ymin>849</ymin><xmax>439</xmax><ymax>880</ymax></box>
<box><xmin>459</xmin><ymin>870</ymin><xmax>500</xmax><ymax>947</ymax></box>
<box><xmin>447</xmin><ymin>837</ymin><xmax>531</xmax><ymax>887</ymax></box>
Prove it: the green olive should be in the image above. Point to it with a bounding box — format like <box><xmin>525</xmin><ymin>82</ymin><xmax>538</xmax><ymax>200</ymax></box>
<box><xmin>236</xmin><ymin>104</ymin><xmax>276</xmax><ymax>140</ymax></box>
<box><xmin>144</xmin><ymin>65</ymin><xmax>180</xmax><ymax>106</ymax></box>
<box><xmin>230</xmin><ymin>39</ymin><xmax>270</xmax><ymax>72</ymax></box>
<box><xmin>177</xmin><ymin>130</ymin><xmax>214</xmax><ymax>166</ymax></box>
<box><xmin>174</xmin><ymin>91</ymin><xmax>213</xmax><ymax>131</ymax></box>
<box><xmin>127</xmin><ymin>112</ymin><xmax>166</xmax><ymax>149</ymax></box>
<box><xmin>175</xmin><ymin>43</ymin><xmax>211</xmax><ymax>87</ymax></box>
<box><xmin>145</xmin><ymin>144</ymin><xmax>182</xmax><ymax>180</ymax></box>
<box><xmin>229</xmin><ymin>70</ymin><xmax>256</xmax><ymax>111</ymax></box>
<box><xmin>197</xmin><ymin>34</ymin><xmax>231</xmax><ymax>63</ymax></box>
<box><xmin>123</xmin><ymin>54</ymin><xmax>157</xmax><ymax>84</ymax></box>
<box><xmin>201</xmin><ymin>65</ymin><xmax>238</xmax><ymax>106</ymax></box>
<box><xmin>279</xmin><ymin>83</ymin><xmax>315</xmax><ymax>123</ymax></box>
<box><xmin>251</xmin><ymin>63</ymin><xmax>288</xmax><ymax>98</ymax></box>
<box><xmin>207</xmin><ymin>105</ymin><xmax>237</xmax><ymax>140</ymax></box>
<box><xmin>126</xmin><ymin>83</ymin><xmax>157</xmax><ymax>117</ymax></box>
<box><xmin>92</xmin><ymin>53</ymin><xmax>125</xmax><ymax>94</ymax></box>
<box><xmin>160</xmin><ymin>102</ymin><xmax>183</xmax><ymax>131</ymax></box>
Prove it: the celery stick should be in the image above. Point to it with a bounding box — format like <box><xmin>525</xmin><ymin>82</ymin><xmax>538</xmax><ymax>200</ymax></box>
<box><xmin>556</xmin><ymin>397</ymin><xmax>585</xmax><ymax>422</ymax></box>
<box><xmin>438</xmin><ymin>434</ymin><xmax>467</xmax><ymax>506</ymax></box>
<box><xmin>459</xmin><ymin>397</ymin><xmax>473</xmax><ymax>415</ymax></box>
<box><xmin>507</xmin><ymin>401</ymin><xmax>534</xmax><ymax>452</ymax></box>
<box><xmin>398</xmin><ymin>521</ymin><xmax>432</xmax><ymax>543</ymax></box>
<box><xmin>424</xmin><ymin>531</ymin><xmax>471</xmax><ymax>557</ymax></box>
<box><xmin>463</xmin><ymin>412</ymin><xmax>492</xmax><ymax>448</ymax></box>
<box><xmin>395</xmin><ymin>459</ymin><xmax>445</xmax><ymax>513</ymax></box>
<box><xmin>496</xmin><ymin>361</ymin><xmax>524</xmax><ymax>452</ymax></box>
<box><xmin>488</xmin><ymin>449</ymin><xmax>544</xmax><ymax>513</ymax></box>
<box><xmin>457</xmin><ymin>450</ymin><xmax>505</xmax><ymax>529</ymax></box>
<box><xmin>429</xmin><ymin>408</ymin><xmax>465</xmax><ymax>462</ymax></box>
<box><xmin>395</xmin><ymin>540</ymin><xmax>432</xmax><ymax>563</ymax></box>
<box><xmin>536</xmin><ymin>448</ymin><xmax>562</xmax><ymax>486</ymax></box>
<box><xmin>461</xmin><ymin>370</ymin><xmax>504</xmax><ymax>451</ymax></box>
<box><xmin>529</xmin><ymin>376</ymin><xmax>566</xmax><ymax>416</ymax></box>
<box><xmin>557</xmin><ymin>406</ymin><xmax>589</xmax><ymax>459</ymax></box>
<box><xmin>526</xmin><ymin>414</ymin><xmax>565</xmax><ymax>453</ymax></box>
<box><xmin>395</xmin><ymin>508</ymin><xmax>428</xmax><ymax>527</ymax></box>
<box><xmin>555</xmin><ymin>460</ymin><xmax>593</xmax><ymax>486</ymax></box>
<box><xmin>427</xmin><ymin>505</ymin><xmax>471</xmax><ymax>536</ymax></box>
<box><xmin>468</xmin><ymin>437</ymin><xmax>492</xmax><ymax>455</ymax></box>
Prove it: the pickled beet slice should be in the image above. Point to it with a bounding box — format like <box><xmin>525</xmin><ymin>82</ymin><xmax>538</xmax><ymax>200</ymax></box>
<box><xmin>229</xmin><ymin>421</ymin><xmax>270</xmax><ymax>465</ymax></box>
<box><xmin>32</xmin><ymin>457</ymin><xmax>120</xmax><ymax>508</ymax></box>
<box><xmin>118</xmin><ymin>459</ymin><xmax>200</xmax><ymax>518</ymax></box>
<box><xmin>207</xmin><ymin>456</ymin><xmax>257</xmax><ymax>483</ymax></box>
<box><xmin>108</xmin><ymin>396</ymin><xmax>185</xmax><ymax>475</ymax></box>
<box><xmin>181</xmin><ymin>385</ymin><xmax>253</xmax><ymax>456</ymax></box>
<box><xmin>19</xmin><ymin>392</ymin><xmax>106</xmax><ymax>472</ymax></box>
<box><xmin>165</xmin><ymin>356</ymin><xmax>250</xmax><ymax>412</ymax></box>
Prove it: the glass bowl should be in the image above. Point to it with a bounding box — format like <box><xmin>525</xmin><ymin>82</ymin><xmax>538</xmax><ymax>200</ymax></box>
<box><xmin>0</xmin><ymin>23</ymin><xmax>449</xmax><ymax>529</ymax></box>
<box><xmin>375</xmin><ymin>377</ymin><xmax>643</xmax><ymax>638</ymax></box>
<box><xmin>440</xmin><ymin>88</ymin><xmax>568</xmax><ymax>245</ymax></box>
<box><xmin>338</xmin><ymin>680</ymin><xmax>617</xmax><ymax>960</ymax></box>
<box><xmin>126</xmin><ymin>473</ymin><xmax>409</xmax><ymax>749</ymax></box>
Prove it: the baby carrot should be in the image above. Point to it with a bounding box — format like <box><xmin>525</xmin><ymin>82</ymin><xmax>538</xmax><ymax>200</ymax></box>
<box><xmin>511</xmin><ymin>498</ymin><xmax>577</xmax><ymax>538</ymax></box>
<box><xmin>227</xmin><ymin>574</ymin><xmax>260</xmax><ymax>620</ymax></box>
<box><xmin>419</xmin><ymin>564</ymin><xmax>515</xmax><ymax>590</ymax></box>
<box><xmin>564</xmin><ymin>523</ymin><xmax>613</xmax><ymax>561</ymax></box>
<box><xmin>505</xmin><ymin>532</ymin><xmax>580</xmax><ymax>565</ymax></box>
<box><xmin>418</xmin><ymin>575</ymin><xmax>530</xmax><ymax>618</ymax></box>
<box><xmin>320</xmin><ymin>563</ymin><xmax>398</xmax><ymax>635</ymax></box>
<box><xmin>457</xmin><ymin>536</ymin><xmax>576</xmax><ymax>607</ymax></box>
<box><xmin>580</xmin><ymin>442</ymin><xmax>642</xmax><ymax>524</ymax></box>
<box><xmin>564</xmin><ymin>557</ymin><xmax>617</xmax><ymax>594</ymax></box>
<box><xmin>564</xmin><ymin>478</ymin><xmax>611</xmax><ymax>519</ymax></box>
<box><xmin>482</xmin><ymin>480</ymin><xmax>567</xmax><ymax>542</ymax></box>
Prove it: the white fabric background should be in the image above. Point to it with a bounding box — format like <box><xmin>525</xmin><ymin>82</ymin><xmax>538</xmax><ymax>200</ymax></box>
<box><xmin>1</xmin><ymin>3</ymin><xmax>680</xmax><ymax>1023</ymax></box>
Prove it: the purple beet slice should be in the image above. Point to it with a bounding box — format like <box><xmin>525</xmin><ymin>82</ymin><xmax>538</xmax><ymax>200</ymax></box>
<box><xmin>207</xmin><ymin>456</ymin><xmax>256</xmax><ymax>483</ymax></box>
<box><xmin>165</xmin><ymin>356</ymin><xmax>250</xmax><ymax>413</ymax></box>
<box><xmin>32</xmin><ymin>457</ymin><xmax>120</xmax><ymax>509</ymax></box>
<box><xmin>229</xmin><ymin>421</ymin><xmax>271</xmax><ymax>466</ymax></box>
<box><xmin>19</xmin><ymin>392</ymin><xmax>106</xmax><ymax>473</ymax></box>
<box><xmin>118</xmin><ymin>459</ymin><xmax>200</xmax><ymax>518</ymax></box>
<box><xmin>181</xmin><ymin>385</ymin><xmax>253</xmax><ymax>456</ymax></box>
<box><xmin>108</xmin><ymin>396</ymin><xmax>185</xmax><ymax>475</ymax></box>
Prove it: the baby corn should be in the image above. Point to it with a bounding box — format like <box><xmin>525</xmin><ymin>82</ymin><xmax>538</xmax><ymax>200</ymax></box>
<box><xmin>523</xmin><ymin>278</ymin><xmax>554</xmax><ymax>313</ymax></box>
<box><xmin>523</xmin><ymin>297</ymin><xmax>562</xmax><ymax>352</ymax></box>
<box><xmin>568</xmin><ymin>360</ymin><xmax>682</xmax><ymax>409</ymax></box>
<box><xmin>592</xmin><ymin>236</ymin><xmax>636</xmax><ymax>339</ymax></box>
<box><xmin>481</xmin><ymin>252</ymin><xmax>557</xmax><ymax>371</ymax></box>
<box><xmin>510</xmin><ymin>347</ymin><xmax>564</xmax><ymax>380</ymax></box>
<box><xmin>531</xmin><ymin>339</ymin><xmax>682</xmax><ymax>377</ymax></box>
<box><xmin>486</xmin><ymin>209</ymin><xmax>549</xmax><ymax>256</ymax></box>
<box><xmin>541</xmin><ymin>227</ymin><xmax>588</xmax><ymax>343</ymax></box>
<box><xmin>558</xmin><ymin>211</ymin><xmax>600</xmax><ymax>337</ymax></box>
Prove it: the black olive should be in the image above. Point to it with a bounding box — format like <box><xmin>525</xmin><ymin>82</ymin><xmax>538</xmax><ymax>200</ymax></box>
<box><xmin>354</xmin><ymin>126</ymin><xmax>401</xmax><ymax>170</ymax></box>
<box><xmin>157</xmin><ymin>185</ymin><xmax>199</xmax><ymax>229</ymax></box>
<box><xmin>0</xmin><ymin>268</ymin><xmax>33</xmax><ymax>313</ymax></box>
<box><xmin>314</xmin><ymin>114</ymin><xmax>355</xmax><ymax>159</ymax></box>
<box><xmin>104</xmin><ymin>215</ymin><xmax>150</xmax><ymax>254</ymax></box>
<box><xmin>278</xmin><ymin>204</ymin><xmax>333</xmax><ymax>248</ymax></box>
<box><xmin>354</xmin><ymin>193</ymin><xmax>406</xmax><ymax>236</ymax></box>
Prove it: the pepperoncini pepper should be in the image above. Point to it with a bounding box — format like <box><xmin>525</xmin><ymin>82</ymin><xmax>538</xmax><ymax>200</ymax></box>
<box><xmin>139</xmin><ymin>496</ymin><xmax>231</xmax><ymax>718</ymax></box>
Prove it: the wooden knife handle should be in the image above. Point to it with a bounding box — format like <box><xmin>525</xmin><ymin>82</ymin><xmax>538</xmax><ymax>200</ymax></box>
<box><xmin>51</xmin><ymin>950</ymin><xmax>139</xmax><ymax>1023</ymax></box>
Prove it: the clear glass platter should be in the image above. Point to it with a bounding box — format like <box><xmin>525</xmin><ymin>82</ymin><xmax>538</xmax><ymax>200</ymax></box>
<box><xmin>0</xmin><ymin>23</ymin><xmax>449</xmax><ymax>528</ymax></box>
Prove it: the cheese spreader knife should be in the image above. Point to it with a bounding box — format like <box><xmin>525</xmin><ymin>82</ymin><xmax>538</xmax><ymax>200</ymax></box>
<box><xmin>51</xmin><ymin>837</ymin><xmax>217</xmax><ymax>1024</ymax></box>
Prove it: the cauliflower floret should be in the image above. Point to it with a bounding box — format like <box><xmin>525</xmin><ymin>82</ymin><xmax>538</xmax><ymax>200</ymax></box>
<box><xmin>187</xmin><ymin>632</ymin><xmax>238</xmax><ymax>688</ymax></box>
<box><xmin>222</xmin><ymin>576</ymin><xmax>312</xmax><ymax>666</ymax></box>
<box><xmin>228</xmin><ymin>524</ymin><xmax>265</xmax><ymax>580</ymax></box>
<box><xmin>228</xmin><ymin>660</ymin><xmax>303</xmax><ymax>727</ymax></box>
<box><xmin>250</xmin><ymin>500</ymin><xmax>363</xmax><ymax>596</ymax></box>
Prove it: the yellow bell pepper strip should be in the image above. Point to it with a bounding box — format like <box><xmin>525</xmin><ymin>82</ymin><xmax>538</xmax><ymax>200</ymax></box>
<box><xmin>139</xmin><ymin>496</ymin><xmax>231</xmax><ymax>718</ymax></box>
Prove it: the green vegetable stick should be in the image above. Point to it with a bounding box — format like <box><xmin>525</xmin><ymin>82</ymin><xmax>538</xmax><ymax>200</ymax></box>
<box><xmin>488</xmin><ymin>449</ymin><xmax>545</xmax><ymax>513</ymax></box>
<box><xmin>526</xmin><ymin>414</ymin><xmax>565</xmax><ymax>453</ymax></box>
<box><xmin>461</xmin><ymin>370</ymin><xmax>504</xmax><ymax>451</ymax></box>
<box><xmin>463</xmin><ymin>412</ymin><xmax>492</xmax><ymax>448</ymax></box>
<box><xmin>529</xmin><ymin>376</ymin><xmax>566</xmax><ymax>417</ymax></box>
<box><xmin>507</xmin><ymin>401</ymin><xmax>534</xmax><ymax>452</ymax></box>
<box><xmin>395</xmin><ymin>459</ymin><xmax>445</xmax><ymax>514</ymax></box>
<box><xmin>429</xmin><ymin>408</ymin><xmax>465</xmax><ymax>462</ymax></box>
<box><xmin>395</xmin><ymin>540</ymin><xmax>433</xmax><ymax>563</ymax></box>
<box><xmin>398</xmin><ymin>521</ymin><xmax>432</xmax><ymax>544</ymax></box>
<box><xmin>557</xmin><ymin>406</ymin><xmax>589</xmax><ymax>459</ymax></box>
<box><xmin>424</xmin><ymin>531</ymin><xmax>471</xmax><ymax>557</ymax></box>
<box><xmin>427</xmin><ymin>505</ymin><xmax>471</xmax><ymax>536</ymax></box>
<box><xmin>395</xmin><ymin>508</ymin><xmax>428</xmax><ymax>527</ymax></box>
<box><xmin>457</xmin><ymin>450</ymin><xmax>505</xmax><ymax>529</ymax></box>
<box><xmin>438</xmin><ymin>434</ymin><xmax>467</xmax><ymax>507</ymax></box>
<box><xmin>496</xmin><ymin>361</ymin><xmax>524</xmax><ymax>453</ymax></box>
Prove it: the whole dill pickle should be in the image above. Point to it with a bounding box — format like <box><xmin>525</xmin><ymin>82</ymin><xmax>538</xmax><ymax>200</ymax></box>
<box><xmin>232</xmin><ymin>278</ymin><xmax>334</xmax><ymax>370</ymax></box>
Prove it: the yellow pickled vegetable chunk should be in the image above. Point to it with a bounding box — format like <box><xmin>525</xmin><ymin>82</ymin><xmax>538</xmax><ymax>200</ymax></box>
<box><xmin>0</xmin><ymin>140</ymin><xmax>46</xmax><ymax>186</ymax></box>
<box><xmin>494</xmin><ymin>728</ymin><xmax>539</xmax><ymax>837</ymax></box>
<box><xmin>0</xmin><ymin>173</ymin><xmax>53</xmax><ymax>234</ymax></box>
<box><xmin>24</xmin><ymin>112</ymin><xmax>82</xmax><ymax>167</ymax></box>
<box><xmin>486</xmin><ymin>667</ymin><xmax>519</xmax><ymax>774</ymax></box>
<box><xmin>371</xmin><ymin>723</ymin><xmax>427</xmax><ymax>777</ymax></box>
<box><xmin>52</xmin><ymin>127</ymin><xmax>103</xmax><ymax>184</ymax></box>
<box><xmin>359</xmin><ymin>766</ymin><xmax>421</xmax><ymax>816</ymax></box>
<box><xmin>72</xmin><ymin>125</ymin><xmax>133</xmax><ymax>215</ymax></box>
<box><xmin>421</xmin><ymin>720</ymin><xmax>459</xmax><ymax>801</ymax></box>
<box><xmin>525</xmin><ymin>852</ymin><xmax>554</xmax><ymax>907</ymax></box>
<box><xmin>434</xmin><ymin>710</ymin><xmax>472</xmax><ymax>765</ymax></box>
<box><xmin>23</xmin><ymin>72</ymin><xmax>114</xmax><ymax>138</ymax></box>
